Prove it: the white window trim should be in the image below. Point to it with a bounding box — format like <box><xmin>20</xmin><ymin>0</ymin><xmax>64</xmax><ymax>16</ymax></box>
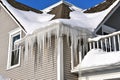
<box><xmin>7</xmin><ymin>28</ymin><xmax>22</xmax><ymax>70</ymax></box>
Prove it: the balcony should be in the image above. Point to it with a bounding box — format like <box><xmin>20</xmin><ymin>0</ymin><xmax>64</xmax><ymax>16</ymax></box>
<box><xmin>88</xmin><ymin>31</ymin><xmax>120</xmax><ymax>52</ymax></box>
<box><xmin>72</xmin><ymin>31</ymin><xmax>120</xmax><ymax>73</ymax></box>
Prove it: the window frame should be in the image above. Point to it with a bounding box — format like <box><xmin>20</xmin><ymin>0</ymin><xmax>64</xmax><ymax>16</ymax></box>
<box><xmin>7</xmin><ymin>28</ymin><xmax>22</xmax><ymax>70</ymax></box>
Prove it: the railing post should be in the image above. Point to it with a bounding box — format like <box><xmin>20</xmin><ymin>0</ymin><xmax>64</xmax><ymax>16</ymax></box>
<box><xmin>118</xmin><ymin>34</ymin><xmax>120</xmax><ymax>51</ymax></box>
<box><xmin>89</xmin><ymin>42</ymin><xmax>92</xmax><ymax>50</ymax></box>
<box><xmin>105</xmin><ymin>39</ymin><xmax>107</xmax><ymax>52</ymax></box>
<box><xmin>101</xmin><ymin>40</ymin><xmax>103</xmax><ymax>50</ymax></box>
<box><xmin>113</xmin><ymin>36</ymin><xmax>116</xmax><ymax>51</ymax></box>
<box><xmin>109</xmin><ymin>37</ymin><xmax>112</xmax><ymax>52</ymax></box>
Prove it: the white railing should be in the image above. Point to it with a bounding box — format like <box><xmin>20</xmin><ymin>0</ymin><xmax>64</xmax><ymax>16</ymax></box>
<box><xmin>88</xmin><ymin>31</ymin><xmax>120</xmax><ymax>52</ymax></box>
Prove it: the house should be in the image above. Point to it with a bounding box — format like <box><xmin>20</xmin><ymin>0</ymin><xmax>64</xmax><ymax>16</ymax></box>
<box><xmin>0</xmin><ymin>0</ymin><xmax>120</xmax><ymax>80</ymax></box>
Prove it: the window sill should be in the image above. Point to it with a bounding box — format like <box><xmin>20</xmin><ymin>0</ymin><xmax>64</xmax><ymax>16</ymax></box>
<box><xmin>6</xmin><ymin>64</ymin><xmax>20</xmax><ymax>70</ymax></box>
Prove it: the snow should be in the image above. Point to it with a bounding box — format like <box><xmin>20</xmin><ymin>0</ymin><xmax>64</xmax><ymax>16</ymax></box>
<box><xmin>0</xmin><ymin>75</ymin><xmax>9</xmax><ymax>80</ymax></box>
<box><xmin>88</xmin><ymin>30</ymin><xmax>120</xmax><ymax>42</ymax></box>
<box><xmin>81</xmin><ymin>49</ymin><xmax>120</xmax><ymax>68</ymax></box>
<box><xmin>1</xmin><ymin>0</ymin><xmax>55</xmax><ymax>34</ymax></box>
<box><xmin>70</xmin><ymin>0</ymin><xmax>120</xmax><ymax>31</ymax></box>
<box><xmin>22</xmin><ymin>23</ymin><xmax>92</xmax><ymax>63</ymax></box>
<box><xmin>1</xmin><ymin>0</ymin><xmax>119</xmax><ymax>34</ymax></box>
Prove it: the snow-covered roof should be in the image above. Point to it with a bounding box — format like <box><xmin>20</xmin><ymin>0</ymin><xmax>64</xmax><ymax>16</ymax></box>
<box><xmin>81</xmin><ymin>49</ymin><xmax>120</xmax><ymax>68</ymax></box>
<box><xmin>72</xmin><ymin>49</ymin><xmax>120</xmax><ymax>73</ymax></box>
<box><xmin>1</xmin><ymin>0</ymin><xmax>120</xmax><ymax>34</ymax></box>
<box><xmin>71</xmin><ymin>0</ymin><xmax>120</xmax><ymax>31</ymax></box>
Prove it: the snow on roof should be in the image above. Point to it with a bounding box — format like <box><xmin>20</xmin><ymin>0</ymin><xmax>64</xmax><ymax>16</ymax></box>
<box><xmin>1</xmin><ymin>0</ymin><xmax>119</xmax><ymax>34</ymax></box>
<box><xmin>70</xmin><ymin>0</ymin><xmax>120</xmax><ymax>31</ymax></box>
<box><xmin>1</xmin><ymin>0</ymin><xmax>55</xmax><ymax>34</ymax></box>
<box><xmin>81</xmin><ymin>49</ymin><xmax>120</xmax><ymax>69</ymax></box>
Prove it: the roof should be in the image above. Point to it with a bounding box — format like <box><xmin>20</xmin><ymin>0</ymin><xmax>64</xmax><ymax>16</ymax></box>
<box><xmin>0</xmin><ymin>0</ymin><xmax>120</xmax><ymax>34</ymax></box>
<box><xmin>84</xmin><ymin>0</ymin><xmax>117</xmax><ymax>13</ymax></box>
<box><xmin>7</xmin><ymin>0</ymin><xmax>42</xmax><ymax>13</ymax></box>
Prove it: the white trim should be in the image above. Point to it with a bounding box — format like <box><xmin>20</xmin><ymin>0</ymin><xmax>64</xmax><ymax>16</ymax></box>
<box><xmin>7</xmin><ymin>28</ymin><xmax>22</xmax><ymax>70</ymax></box>
<box><xmin>57</xmin><ymin>36</ymin><xmax>64</xmax><ymax>80</ymax></box>
<box><xmin>0</xmin><ymin>2</ymin><xmax>26</xmax><ymax>34</ymax></box>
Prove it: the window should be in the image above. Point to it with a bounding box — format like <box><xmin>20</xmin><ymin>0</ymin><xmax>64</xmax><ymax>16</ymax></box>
<box><xmin>7</xmin><ymin>28</ymin><xmax>21</xmax><ymax>69</ymax></box>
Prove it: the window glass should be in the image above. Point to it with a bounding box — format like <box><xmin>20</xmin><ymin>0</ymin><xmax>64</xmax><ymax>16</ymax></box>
<box><xmin>11</xmin><ymin>34</ymin><xmax>20</xmax><ymax>66</ymax></box>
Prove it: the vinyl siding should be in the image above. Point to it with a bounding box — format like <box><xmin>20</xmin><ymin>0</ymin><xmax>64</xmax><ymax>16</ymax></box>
<box><xmin>0</xmin><ymin>4</ymin><xmax>78</xmax><ymax>80</ymax></box>
<box><xmin>63</xmin><ymin>36</ymin><xmax>78</xmax><ymax>80</ymax></box>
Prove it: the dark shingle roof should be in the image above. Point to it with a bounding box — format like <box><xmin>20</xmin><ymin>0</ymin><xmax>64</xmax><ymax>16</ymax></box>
<box><xmin>7</xmin><ymin>0</ymin><xmax>42</xmax><ymax>13</ymax></box>
<box><xmin>84</xmin><ymin>0</ymin><xmax>117</xmax><ymax>13</ymax></box>
<box><xmin>48</xmin><ymin>3</ymin><xmax>72</xmax><ymax>19</ymax></box>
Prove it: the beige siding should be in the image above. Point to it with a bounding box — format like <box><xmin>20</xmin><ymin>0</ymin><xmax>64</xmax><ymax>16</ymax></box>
<box><xmin>0</xmin><ymin>9</ymin><xmax>57</xmax><ymax>79</ymax></box>
<box><xmin>0</xmin><ymin>4</ymin><xmax>20</xmax><ymax>77</ymax></box>
<box><xmin>0</xmin><ymin>4</ymin><xmax>78</xmax><ymax>80</ymax></box>
<box><xmin>4</xmin><ymin>35</ymin><xmax>57</xmax><ymax>80</ymax></box>
<box><xmin>63</xmin><ymin>36</ymin><xmax>78</xmax><ymax>80</ymax></box>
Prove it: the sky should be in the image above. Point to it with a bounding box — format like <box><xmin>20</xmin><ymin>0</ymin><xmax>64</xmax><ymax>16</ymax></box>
<box><xmin>16</xmin><ymin>0</ymin><xmax>104</xmax><ymax>10</ymax></box>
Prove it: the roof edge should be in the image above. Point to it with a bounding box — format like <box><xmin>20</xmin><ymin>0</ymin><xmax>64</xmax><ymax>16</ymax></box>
<box><xmin>0</xmin><ymin>1</ymin><xmax>27</xmax><ymax>33</ymax></box>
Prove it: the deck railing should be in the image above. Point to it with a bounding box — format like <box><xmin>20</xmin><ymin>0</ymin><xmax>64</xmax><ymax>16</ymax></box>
<box><xmin>88</xmin><ymin>31</ymin><xmax>120</xmax><ymax>52</ymax></box>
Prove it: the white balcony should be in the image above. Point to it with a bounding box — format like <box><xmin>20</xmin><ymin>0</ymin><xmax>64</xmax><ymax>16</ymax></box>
<box><xmin>88</xmin><ymin>31</ymin><xmax>120</xmax><ymax>52</ymax></box>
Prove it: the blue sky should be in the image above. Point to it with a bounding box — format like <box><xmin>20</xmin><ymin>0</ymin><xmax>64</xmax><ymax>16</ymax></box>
<box><xmin>16</xmin><ymin>0</ymin><xmax>104</xmax><ymax>10</ymax></box>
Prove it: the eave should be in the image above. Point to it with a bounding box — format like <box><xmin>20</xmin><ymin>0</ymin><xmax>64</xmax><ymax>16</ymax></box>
<box><xmin>94</xmin><ymin>1</ymin><xmax>120</xmax><ymax>34</ymax></box>
<box><xmin>0</xmin><ymin>1</ymin><xmax>27</xmax><ymax>33</ymax></box>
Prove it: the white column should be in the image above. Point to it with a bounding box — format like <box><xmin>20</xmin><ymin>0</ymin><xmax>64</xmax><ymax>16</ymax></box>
<box><xmin>57</xmin><ymin>36</ymin><xmax>64</xmax><ymax>80</ymax></box>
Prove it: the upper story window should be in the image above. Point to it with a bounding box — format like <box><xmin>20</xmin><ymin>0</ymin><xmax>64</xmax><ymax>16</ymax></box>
<box><xmin>7</xmin><ymin>28</ymin><xmax>21</xmax><ymax>69</ymax></box>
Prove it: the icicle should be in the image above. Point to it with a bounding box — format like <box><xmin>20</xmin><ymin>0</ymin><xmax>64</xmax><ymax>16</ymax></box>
<box><xmin>22</xmin><ymin>23</ymin><xmax>92</xmax><ymax>73</ymax></box>
<box><xmin>47</xmin><ymin>31</ymin><xmax>52</xmax><ymax>48</ymax></box>
<box><xmin>42</xmin><ymin>33</ymin><xmax>45</xmax><ymax>59</ymax></box>
<box><xmin>24</xmin><ymin>37</ymin><xmax>29</xmax><ymax>63</ymax></box>
<box><xmin>66</xmin><ymin>27</ymin><xmax>70</xmax><ymax>47</ymax></box>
